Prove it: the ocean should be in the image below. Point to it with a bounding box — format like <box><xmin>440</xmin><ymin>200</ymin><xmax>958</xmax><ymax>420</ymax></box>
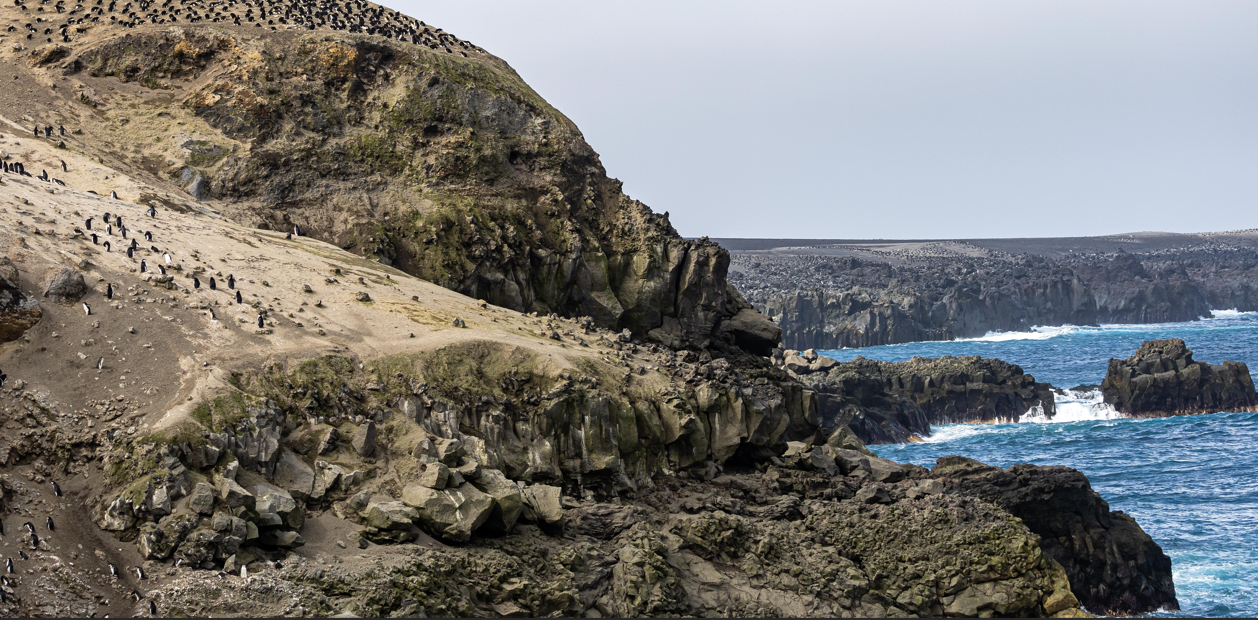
<box><xmin>820</xmin><ymin>310</ymin><xmax>1258</xmax><ymax>618</ymax></box>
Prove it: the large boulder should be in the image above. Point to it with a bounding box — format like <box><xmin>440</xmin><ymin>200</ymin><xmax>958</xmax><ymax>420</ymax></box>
<box><xmin>41</xmin><ymin>267</ymin><xmax>87</xmax><ymax>303</ymax></box>
<box><xmin>365</xmin><ymin>500</ymin><xmax>419</xmax><ymax>531</ymax></box>
<box><xmin>934</xmin><ymin>456</ymin><xmax>1178</xmax><ymax>615</ymax></box>
<box><xmin>719</xmin><ymin>307</ymin><xmax>782</xmax><ymax>357</ymax></box>
<box><xmin>0</xmin><ymin>265</ymin><xmax>40</xmax><ymax>344</ymax></box>
<box><xmin>520</xmin><ymin>484</ymin><xmax>564</xmax><ymax>528</ymax></box>
<box><xmin>1102</xmin><ymin>339</ymin><xmax>1258</xmax><ymax>416</ymax></box>
<box><xmin>401</xmin><ymin>482</ymin><xmax>494</xmax><ymax>543</ymax></box>
<box><xmin>469</xmin><ymin>469</ymin><xmax>523</xmax><ymax>535</ymax></box>
<box><xmin>254</xmin><ymin>483</ymin><xmax>304</xmax><ymax>530</ymax></box>
<box><xmin>186</xmin><ymin>482</ymin><xmax>216</xmax><ymax>515</ymax></box>
<box><xmin>273</xmin><ymin>449</ymin><xmax>316</xmax><ymax>499</ymax></box>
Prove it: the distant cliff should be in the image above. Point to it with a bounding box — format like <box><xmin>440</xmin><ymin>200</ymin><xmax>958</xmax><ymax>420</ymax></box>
<box><xmin>737</xmin><ymin>250</ymin><xmax>1258</xmax><ymax>349</ymax></box>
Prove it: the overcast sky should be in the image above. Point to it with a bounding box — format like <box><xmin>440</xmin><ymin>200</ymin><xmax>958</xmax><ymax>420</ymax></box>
<box><xmin>388</xmin><ymin>1</ymin><xmax>1258</xmax><ymax>240</ymax></box>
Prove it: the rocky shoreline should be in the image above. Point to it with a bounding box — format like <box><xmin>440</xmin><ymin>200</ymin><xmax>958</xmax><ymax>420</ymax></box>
<box><xmin>1102</xmin><ymin>339</ymin><xmax>1258</xmax><ymax>417</ymax></box>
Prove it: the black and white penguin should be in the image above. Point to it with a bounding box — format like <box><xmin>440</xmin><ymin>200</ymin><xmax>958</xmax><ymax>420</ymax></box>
<box><xmin>103</xmin><ymin>212</ymin><xmax>111</xmax><ymax>222</ymax></box>
<box><xmin>126</xmin><ymin>247</ymin><xmax>133</xmax><ymax>259</ymax></box>
<box><xmin>110</xmin><ymin>190</ymin><xmax>118</xmax><ymax>200</ymax></box>
<box><xmin>5</xmin><ymin>558</ymin><xmax>13</xmax><ymax>574</ymax></box>
<box><xmin>144</xmin><ymin>231</ymin><xmax>152</xmax><ymax>241</ymax></box>
<box><xmin>293</xmin><ymin>224</ymin><xmax>301</xmax><ymax>237</ymax></box>
<box><xmin>22</xmin><ymin>522</ymin><xmax>33</xmax><ymax>534</ymax></box>
<box><xmin>129</xmin><ymin>590</ymin><xmax>142</xmax><ymax>602</ymax></box>
<box><xmin>108</xmin><ymin>563</ymin><xmax>118</xmax><ymax>577</ymax></box>
<box><xmin>91</xmin><ymin>233</ymin><xmax>98</xmax><ymax>245</ymax></box>
<box><xmin>209</xmin><ymin>277</ymin><xmax>216</xmax><ymax>290</ymax></box>
<box><xmin>140</xmin><ymin>259</ymin><xmax>147</xmax><ymax>273</ymax></box>
<box><xmin>130</xmin><ymin>239</ymin><xmax>138</xmax><ymax>250</ymax></box>
<box><xmin>158</xmin><ymin>265</ymin><xmax>167</xmax><ymax>276</ymax></box>
<box><xmin>134</xmin><ymin>566</ymin><xmax>146</xmax><ymax>580</ymax></box>
<box><xmin>29</xmin><ymin>532</ymin><xmax>38</xmax><ymax>548</ymax></box>
<box><xmin>85</xmin><ymin>217</ymin><xmax>92</xmax><ymax>230</ymax></box>
<box><xmin>147</xmin><ymin>206</ymin><xmax>156</xmax><ymax>218</ymax></box>
<box><xmin>236</xmin><ymin>290</ymin><xmax>243</xmax><ymax>304</ymax></box>
<box><xmin>149</xmin><ymin>600</ymin><xmax>157</xmax><ymax>615</ymax></box>
<box><xmin>115</xmin><ymin>215</ymin><xmax>122</xmax><ymax>227</ymax></box>
<box><xmin>60</xmin><ymin>160</ymin><xmax>67</xmax><ymax>172</ymax></box>
<box><xmin>164</xmin><ymin>253</ymin><xmax>172</xmax><ymax>265</ymax></box>
<box><xmin>286</xmin><ymin>232</ymin><xmax>292</xmax><ymax>240</ymax></box>
<box><xmin>45</xmin><ymin>516</ymin><xmax>53</xmax><ymax>531</ymax></box>
<box><xmin>0</xmin><ymin>369</ymin><xmax>6</xmax><ymax>389</ymax></box>
<box><xmin>51</xmin><ymin>481</ymin><xmax>61</xmax><ymax>497</ymax></box>
<box><xmin>16</xmin><ymin>551</ymin><xmax>27</xmax><ymax>561</ymax></box>
<box><xmin>83</xmin><ymin>302</ymin><xmax>91</xmax><ymax>316</ymax></box>
<box><xmin>106</xmin><ymin>224</ymin><xmax>112</xmax><ymax>235</ymax></box>
<box><xmin>96</xmin><ymin>357</ymin><xmax>104</xmax><ymax>370</ymax></box>
<box><xmin>257</xmin><ymin>314</ymin><xmax>264</xmax><ymax>329</ymax></box>
<box><xmin>193</xmin><ymin>277</ymin><xmax>200</xmax><ymax>289</ymax></box>
<box><xmin>106</xmin><ymin>283</ymin><xmax>113</xmax><ymax>300</ymax></box>
<box><xmin>121</xmin><ymin>227</ymin><xmax>127</xmax><ymax>239</ymax></box>
<box><xmin>208</xmin><ymin>307</ymin><xmax>216</xmax><ymax>321</ymax></box>
<box><xmin>103</xmin><ymin>241</ymin><xmax>110</xmax><ymax>252</ymax></box>
<box><xmin>227</xmin><ymin>274</ymin><xmax>235</xmax><ymax>289</ymax></box>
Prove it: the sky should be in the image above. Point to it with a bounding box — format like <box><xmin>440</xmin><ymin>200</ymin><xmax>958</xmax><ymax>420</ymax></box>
<box><xmin>388</xmin><ymin>1</ymin><xmax>1258</xmax><ymax>240</ymax></box>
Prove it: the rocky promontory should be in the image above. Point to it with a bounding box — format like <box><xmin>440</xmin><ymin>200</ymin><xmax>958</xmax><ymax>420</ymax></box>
<box><xmin>775</xmin><ymin>351</ymin><xmax>1056</xmax><ymax>443</ymax></box>
<box><xmin>1102</xmin><ymin>339</ymin><xmax>1258</xmax><ymax>416</ymax></box>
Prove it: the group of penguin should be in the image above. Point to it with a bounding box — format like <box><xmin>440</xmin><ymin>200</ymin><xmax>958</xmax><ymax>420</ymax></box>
<box><xmin>7</xmin><ymin>0</ymin><xmax>484</xmax><ymax>59</ymax></box>
<box><xmin>1</xmin><ymin>157</ymin><xmax>67</xmax><ymax>187</ymax></box>
<box><xmin>0</xmin><ymin>482</ymin><xmax>161</xmax><ymax>613</ymax></box>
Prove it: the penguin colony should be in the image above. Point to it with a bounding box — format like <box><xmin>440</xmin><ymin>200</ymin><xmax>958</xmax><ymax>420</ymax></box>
<box><xmin>3</xmin><ymin>0</ymin><xmax>484</xmax><ymax>58</ymax></box>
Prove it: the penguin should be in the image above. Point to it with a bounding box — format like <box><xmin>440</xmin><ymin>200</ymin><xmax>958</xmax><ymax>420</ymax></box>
<box><xmin>134</xmin><ymin>566</ymin><xmax>146</xmax><ymax>580</ymax></box>
<box><xmin>227</xmin><ymin>274</ymin><xmax>235</xmax><ymax>289</ymax></box>
<box><xmin>108</xmin><ymin>563</ymin><xmax>118</xmax><ymax>577</ymax></box>
<box><xmin>0</xmin><ymin>370</ymin><xmax>6</xmax><ymax>389</ymax></box>
<box><xmin>103</xmin><ymin>212</ymin><xmax>111</xmax><ymax>222</ymax></box>
<box><xmin>53</xmin><ymin>178</ymin><xmax>65</xmax><ymax>186</ymax></box>
<box><xmin>150</xmin><ymin>245</ymin><xmax>159</xmax><ymax>253</ymax></box>
<box><xmin>28</xmin><ymin>532</ymin><xmax>37</xmax><ymax>548</ymax></box>
<box><xmin>51</xmin><ymin>481</ymin><xmax>61</xmax><ymax>497</ymax></box>
<box><xmin>129</xmin><ymin>590</ymin><xmax>142</xmax><ymax>602</ymax></box>
<box><xmin>115</xmin><ymin>215</ymin><xmax>122</xmax><ymax>227</ymax></box>
<box><xmin>130</xmin><ymin>239</ymin><xmax>138</xmax><ymax>250</ymax></box>
<box><xmin>97</xmin><ymin>357</ymin><xmax>104</xmax><ymax>370</ymax></box>
<box><xmin>241</xmin><ymin>564</ymin><xmax>247</xmax><ymax>579</ymax></box>
<box><xmin>83</xmin><ymin>302</ymin><xmax>91</xmax><ymax>316</ymax></box>
<box><xmin>293</xmin><ymin>224</ymin><xmax>301</xmax><ymax>237</ymax></box>
<box><xmin>1</xmin><ymin>576</ymin><xmax>7</xmax><ymax>587</ymax></box>
<box><xmin>236</xmin><ymin>291</ymin><xmax>242</xmax><ymax>304</ymax></box>
<box><xmin>126</xmin><ymin>247</ymin><xmax>133</xmax><ymax>259</ymax></box>
<box><xmin>164</xmin><ymin>253</ymin><xmax>172</xmax><ymax>265</ymax></box>
<box><xmin>174</xmin><ymin>558</ymin><xmax>183</xmax><ymax>568</ymax></box>
<box><xmin>86</xmin><ymin>217</ymin><xmax>92</xmax><ymax>230</ymax></box>
<box><xmin>17</xmin><ymin>551</ymin><xmax>27</xmax><ymax>561</ymax></box>
<box><xmin>209</xmin><ymin>276</ymin><xmax>216</xmax><ymax>290</ymax></box>
<box><xmin>149</xmin><ymin>600</ymin><xmax>157</xmax><ymax>615</ymax></box>
<box><xmin>208</xmin><ymin>308</ymin><xmax>216</xmax><ymax>321</ymax></box>
<box><xmin>103</xmin><ymin>241</ymin><xmax>110</xmax><ymax>252</ymax></box>
<box><xmin>91</xmin><ymin>233</ymin><xmax>98</xmax><ymax>245</ymax></box>
<box><xmin>140</xmin><ymin>260</ymin><xmax>147</xmax><ymax>273</ymax></box>
<box><xmin>121</xmin><ymin>227</ymin><xmax>127</xmax><ymax>239</ymax></box>
<box><xmin>158</xmin><ymin>265</ymin><xmax>166</xmax><ymax>276</ymax></box>
<box><xmin>5</xmin><ymin>558</ymin><xmax>12</xmax><ymax>573</ymax></box>
<box><xmin>59</xmin><ymin>125</ymin><xmax>65</xmax><ymax>136</ymax></box>
<box><xmin>60</xmin><ymin>160</ymin><xmax>67</xmax><ymax>172</ymax></box>
<box><xmin>286</xmin><ymin>232</ymin><xmax>292</xmax><ymax>240</ymax></box>
<box><xmin>193</xmin><ymin>277</ymin><xmax>200</xmax><ymax>289</ymax></box>
<box><xmin>110</xmin><ymin>190</ymin><xmax>118</xmax><ymax>200</ymax></box>
<box><xmin>257</xmin><ymin>314</ymin><xmax>264</xmax><ymax>329</ymax></box>
<box><xmin>107</xmin><ymin>283</ymin><xmax>113</xmax><ymax>299</ymax></box>
<box><xmin>274</xmin><ymin>560</ymin><xmax>283</xmax><ymax>570</ymax></box>
<box><xmin>147</xmin><ymin>206</ymin><xmax>156</xmax><ymax>218</ymax></box>
<box><xmin>144</xmin><ymin>231</ymin><xmax>152</xmax><ymax>241</ymax></box>
<box><xmin>106</xmin><ymin>224</ymin><xmax>112</xmax><ymax>236</ymax></box>
<box><xmin>22</xmin><ymin>522</ymin><xmax>33</xmax><ymax>533</ymax></box>
<box><xmin>45</xmin><ymin>516</ymin><xmax>53</xmax><ymax>531</ymax></box>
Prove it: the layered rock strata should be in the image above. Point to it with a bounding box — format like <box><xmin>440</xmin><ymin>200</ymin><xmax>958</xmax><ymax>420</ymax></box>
<box><xmin>1101</xmin><ymin>339</ymin><xmax>1258</xmax><ymax>416</ymax></box>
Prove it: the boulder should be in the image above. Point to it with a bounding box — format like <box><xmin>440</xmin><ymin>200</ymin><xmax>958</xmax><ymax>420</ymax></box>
<box><xmin>100</xmin><ymin>496</ymin><xmax>136</xmax><ymax>531</ymax></box>
<box><xmin>365</xmin><ymin>500</ymin><xmax>419</xmax><ymax>531</ymax></box>
<box><xmin>719</xmin><ymin>308</ymin><xmax>782</xmax><ymax>357</ymax></box>
<box><xmin>273</xmin><ymin>449</ymin><xmax>315</xmax><ymax>499</ymax></box>
<box><xmin>416</xmin><ymin>462</ymin><xmax>449</xmax><ymax>490</ymax></box>
<box><xmin>254</xmin><ymin>483</ymin><xmax>303</xmax><ymax>530</ymax></box>
<box><xmin>316</xmin><ymin>427</ymin><xmax>339</xmax><ymax>455</ymax></box>
<box><xmin>311</xmin><ymin>461</ymin><xmax>344</xmax><ymax>500</ymax></box>
<box><xmin>136</xmin><ymin>513</ymin><xmax>198</xmax><ymax>560</ymax></box>
<box><xmin>258</xmin><ymin>529</ymin><xmax>305</xmax><ymax>548</ymax></box>
<box><xmin>1102</xmin><ymin>339</ymin><xmax>1258</xmax><ymax>416</ymax></box>
<box><xmin>187</xmin><ymin>482</ymin><xmax>216</xmax><ymax>515</ymax></box>
<box><xmin>218</xmin><ymin>477</ymin><xmax>255</xmax><ymax>510</ymax></box>
<box><xmin>469</xmin><ymin>469</ymin><xmax>523</xmax><ymax>535</ymax></box>
<box><xmin>401</xmin><ymin>482</ymin><xmax>494</xmax><ymax>543</ymax></box>
<box><xmin>520</xmin><ymin>484</ymin><xmax>564</xmax><ymax>528</ymax></box>
<box><xmin>351</xmin><ymin>421</ymin><xmax>376</xmax><ymax>457</ymax></box>
<box><xmin>41</xmin><ymin>267</ymin><xmax>87</xmax><ymax>303</ymax></box>
<box><xmin>434</xmin><ymin>437</ymin><xmax>465</xmax><ymax>465</ymax></box>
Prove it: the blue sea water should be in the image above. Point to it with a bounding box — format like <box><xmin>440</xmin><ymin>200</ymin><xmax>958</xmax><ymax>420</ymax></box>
<box><xmin>820</xmin><ymin>310</ymin><xmax>1258</xmax><ymax>618</ymax></box>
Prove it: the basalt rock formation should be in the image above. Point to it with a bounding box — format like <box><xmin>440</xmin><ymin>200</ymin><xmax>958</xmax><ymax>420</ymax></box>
<box><xmin>775</xmin><ymin>351</ymin><xmax>1056</xmax><ymax>443</ymax></box>
<box><xmin>934</xmin><ymin>456</ymin><xmax>1179</xmax><ymax>616</ymax></box>
<box><xmin>1101</xmin><ymin>339</ymin><xmax>1258</xmax><ymax>416</ymax></box>
<box><xmin>734</xmin><ymin>244</ymin><xmax>1258</xmax><ymax>349</ymax></box>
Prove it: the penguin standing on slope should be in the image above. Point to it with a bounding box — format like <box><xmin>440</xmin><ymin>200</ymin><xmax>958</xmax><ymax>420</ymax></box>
<box><xmin>227</xmin><ymin>274</ymin><xmax>235</xmax><ymax>289</ymax></box>
<box><xmin>102</xmin><ymin>241</ymin><xmax>110</xmax><ymax>252</ymax></box>
<box><xmin>91</xmin><ymin>233</ymin><xmax>98</xmax><ymax>245</ymax></box>
<box><xmin>106</xmin><ymin>283</ymin><xmax>113</xmax><ymax>300</ymax></box>
<box><xmin>82</xmin><ymin>302</ymin><xmax>91</xmax><ymax>316</ymax></box>
<box><xmin>85</xmin><ymin>217</ymin><xmax>92</xmax><ymax>230</ymax></box>
<box><xmin>209</xmin><ymin>276</ymin><xmax>216</xmax><ymax>290</ymax></box>
<box><xmin>193</xmin><ymin>277</ymin><xmax>200</xmax><ymax>289</ymax></box>
<box><xmin>257</xmin><ymin>314</ymin><xmax>264</xmax><ymax>329</ymax></box>
<box><xmin>110</xmin><ymin>190</ymin><xmax>118</xmax><ymax>200</ymax></box>
<box><xmin>140</xmin><ymin>259</ymin><xmax>147</xmax><ymax>273</ymax></box>
<box><xmin>148</xmin><ymin>206</ymin><xmax>156</xmax><ymax>218</ymax></box>
<box><xmin>236</xmin><ymin>290</ymin><xmax>243</xmax><ymax>304</ymax></box>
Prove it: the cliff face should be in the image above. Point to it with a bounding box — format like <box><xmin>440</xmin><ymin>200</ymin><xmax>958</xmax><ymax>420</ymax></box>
<box><xmin>25</xmin><ymin>26</ymin><xmax>777</xmax><ymax>352</ymax></box>
<box><xmin>1102</xmin><ymin>339</ymin><xmax>1258</xmax><ymax>416</ymax></box>
<box><xmin>739</xmin><ymin>250</ymin><xmax>1250</xmax><ymax>350</ymax></box>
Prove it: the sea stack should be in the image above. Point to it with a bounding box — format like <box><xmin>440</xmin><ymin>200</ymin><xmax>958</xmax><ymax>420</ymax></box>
<box><xmin>1101</xmin><ymin>339</ymin><xmax>1258</xmax><ymax>416</ymax></box>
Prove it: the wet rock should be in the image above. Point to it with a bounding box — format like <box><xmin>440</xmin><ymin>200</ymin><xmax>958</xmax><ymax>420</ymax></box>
<box><xmin>1102</xmin><ymin>338</ymin><xmax>1258</xmax><ymax>416</ymax></box>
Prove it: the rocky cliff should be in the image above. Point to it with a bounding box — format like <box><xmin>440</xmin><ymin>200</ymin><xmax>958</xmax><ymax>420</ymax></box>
<box><xmin>735</xmin><ymin>247</ymin><xmax>1257</xmax><ymax>350</ymax></box>
<box><xmin>1102</xmin><ymin>339</ymin><xmax>1258</xmax><ymax>416</ymax></box>
<box><xmin>11</xmin><ymin>23</ymin><xmax>777</xmax><ymax>353</ymax></box>
<box><xmin>774</xmin><ymin>351</ymin><xmax>1055</xmax><ymax>443</ymax></box>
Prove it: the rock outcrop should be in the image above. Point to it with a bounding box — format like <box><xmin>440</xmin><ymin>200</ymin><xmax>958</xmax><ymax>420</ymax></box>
<box><xmin>779</xmin><ymin>353</ymin><xmax>1056</xmax><ymax>444</ymax></box>
<box><xmin>1102</xmin><ymin>339</ymin><xmax>1258</xmax><ymax>416</ymax></box>
<box><xmin>0</xmin><ymin>262</ymin><xmax>41</xmax><ymax>343</ymax></box>
<box><xmin>934</xmin><ymin>456</ymin><xmax>1179</xmax><ymax>615</ymax></box>
<box><xmin>40</xmin><ymin>267</ymin><xmax>88</xmax><ymax>304</ymax></box>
